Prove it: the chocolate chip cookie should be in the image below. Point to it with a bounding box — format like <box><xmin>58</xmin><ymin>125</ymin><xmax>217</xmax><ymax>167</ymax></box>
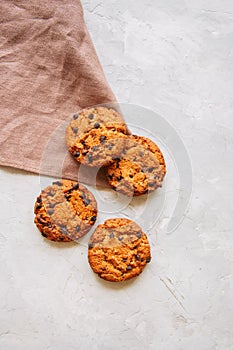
<box><xmin>66</xmin><ymin>106</ymin><xmax>127</xmax><ymax>147</ymax></box>
<box><xmin>69</xmin><ymin>125</ymin><xmax>128</xmax><ymax>167</ymax></box>
<box><xmin>106</xmin><ymin>135</ymin><xmax>166</xmax><ymax>196</ymax></box>
<box><xmin>88</xmin><ymin>218</ymin><xmax>151</xmax><ymax>282</ymax></box>
<box><xmin>34</xmin><ymin>180</ymin><xmax>97</xmax><ymax>242</ymax></box>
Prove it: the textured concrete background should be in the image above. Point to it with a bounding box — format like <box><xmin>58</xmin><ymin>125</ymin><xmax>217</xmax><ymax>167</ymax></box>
<box><xmin>0</xmin><ymin>1</ymin><xmax>233</xmax><ymax>349</ymax></box>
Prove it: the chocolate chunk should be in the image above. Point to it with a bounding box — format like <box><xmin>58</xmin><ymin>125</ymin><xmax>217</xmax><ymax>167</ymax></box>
<box><xmin>94</xmin><ymin>122</ymin><xmax>100</xmax><ymax>129</ymax></box>
<box><xmin>88</xmin><ymin>242</ymin><xmax>94</xmax><ymax>248</ymax></box>
<box><xmin>117</xmin><ymin>176</ymin><xmax>123</xmax><ymax>181</ymax></box>
<box><xmin>136</xmin><ymin>232</ymin><xmax>142</xmax><ymax>238</ymax></box>
<box><xmin>109</xmin><ymin>232</ymin><xmax>114</xmax><ymax>238</ymax></box>
<box><xmin>36</xmin><ymin>204</ymin><xmax>42</xmax><ymax>210</ymax></box>
<box><xmin>108</xmin><ymin>174</ymin><xmax>113</xmax><ymax>180</ymax></box>
<box><xmin>52</xmin><ymin>181</ymin><xmax>62</xmax><ymax>186</ymax></box>
<box><xmin>76</xmin><ymin>225</ymin><xmax>80</xmax><ymax>232</ymax></box>
<box><xmin>41</xmin><ymin>232</ymin><xmax>47</xmax><ymax>237</ymax></box>
<box><xmin>60</xmin><ymin>225</ymin><xmax>68</xmax><ymax>235</ymax></box>
<box><xmin>126</xmin><ymin>265</ymin><xmax>132</xmax><ymax>271</ymax></box>
<box><xmin>72</xmin><ymin>127</ymin><xmax>78</xmax><ymax>134</ymax></box>
<box><xmin>73</xmin><ymin>113</ymin><xmax>78</xmax><ymax>119</ymax></box>
<box><xmin>139</xmin><ymin>151</ymin><xmax>143</xmax><ymax>157</ymax></box>
<box><xmin>146</xmin><ymin>256</ymin><xmax>151</xmax><ymax>263</ymax></box>
<box><xmin>87</xmin><ymin>154</ymin><xmax>93</xmax><ymax>163</ymax></box>
<box><xmin>90</xmin><ymin>216</ymin><xmax>97</xmax><ymax>222</ymax></box>
<box><xmin>135</xmin><ymin>254</ymin><xmax>141</xmax><ymax>261</ymax></box>
<box><xmin>154</xmin><ymin>174</ymin><xmax>158</xmax><ymax>179</ymax></box>
<box><xmin>148</xmin><ymin>182</ymin><xmax>155</xmax><ymax>187</ymax></box>
<box><xmin>112</xmin><ymin>186</ymin><xmax>117</xmax><ymax>191</ymax></box>
<box><xmin>133</xmin><ymin>245</ymin><xmax>138</xmax><ymax>249</ymax></box>
<box><xmin>37</xmin><ymin>197</ymin><xmax>42</xmax><ymax>203</ymax></box>
<box><xmin>101</xmin><ymin>267</ymin><xmax>106</xmax><ymax>271</ymax></box>
<box><xmin>122</xmin><ymin>257</ymin><xmax>127</xmax><ymax>262</ymax></box>
<box><xmin>48</xmin><ymin>191</ymin><xmax>55</xmax><ymax>196</ymax></box>
<box><xmin>148</xmin><ymin>167</ymin><xmax>155</xmax><ymax>173</ymax></box>
<box><xmin>122</xmin><ymin>149</ymin><xmax>127</xmax><ymax>155</ymax></box>
<box><xmin>141</xmin><ymin>167</ymin><xmax>147</xmax><ymax>173</ymax></box>
<box><xmin>49</xmin><ymin>202</ymin><xmax>56</xmax><ymax>208</ymax></box>
<box><xmin>72</xmin><ymin>183</ymin><xmax>79</xmax><ymax>190</ymax></box>
<box><xmin>99</xmin><ymin>135</ymin><xmax>106</xmax><ymax>143</ymax></box>
<box><xmin>129</xmin><ymin>175</ymin><xmax>133</xmax><ymax>178</ymax></box>
<box><xmin>74</xmin><ymin>151</ymin><xmax>80</xmax><ymax>157</ymax></box>
<box><xmin>118</xmin><ymin>236</ymin><xmax>123</xmax><ymax>241</ymax></box>
<box><xmin>59</xmin><ymin>236</ymin><xmax>65</xmax><ymax>240</ymax></box>
<box><xmin>83</xmin><ymin>198</ymin><xmax>91</xmax><ymax>206</ymax></box>
<box><xmin>47</xmin><ymin>209</ymin><xmax>54</xmax><ymax>216</ymax></box>
<box><xmin>88</xmin><ymin>114</ymin><xmax>94</xmax><ymax>120</ymax></box>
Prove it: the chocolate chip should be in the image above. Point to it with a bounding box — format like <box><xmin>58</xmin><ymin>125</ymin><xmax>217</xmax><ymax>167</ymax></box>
<box><xmin>109</xmin><ymin>232</ymin><xmax>114</xmax><ymax>238</ymax></box>
<box><xmin>94</xmin><ymin>122</ymin><xmax>100</xmax><ymax>129</ymax></box>
<box><xmin>90</xmin><ymin>216</ymin><xmax>96</xmax><ymax>222</ymax></box>
<box><xmin>37</xmin><ymin>197</ymin><xmax>42</xmax><ymax>203</ymax></box>
<box><xmin>41</xmin><ymin>233</ymin><xmax>47</xmax><ymax>237</ymax></box>
<box><xmin>49</xmin><ymin>202</ymin><xmax>56</xmax><ymax>208</ymax></box>
<box><xmin>122</xmin><ymin>257</ymin><xmax>127</xmax><ymax>262</ymax></box>
<box><xmin>133</xmin><ymin>245</ymin><xmax>138</xmax><ymax>249</ymax></box>
<box><xmin>108</xmin><ymin>143</ymin><xmax>114</xmax><ymax>150</ymax></box>
<box><xmin>117</xmin><ymin>176</ymin><xmax>123</xmax><ymax>181</ymax></box>
<box><xmin>83</xmin><ymin>198</ymin><xmax>91</xmax><ymax>206</ymax></box>
<box><xmin>101</xmin><ymin>267</ymin><xmax>106</xmax><ymax>271</ymax></box>
<box><xmin>148</xmin><ymin>182</ymin><xmax>155</xmax><ymax>187</ymax></box>
<box><xmin>65</xmin><ymin>194</ymin><xmax>71</xmax><ymax>200</ymax></box>
<box><xmin>59</xmin><ymin>236</ymin><xmax>65</xmax><ymax>240</ymax></box>
<box><xmin>122</xmin><ymin>149</ymin><xmax>127</xmax><ymax>155</ymax></box>
<box><xmin>87</xmin><ymin>154</ymin><xmax>93</xmax><ymax>163</ymax></box>
<box><xmin>135</xmin><ymin>254</ymin><xmax>141</xmax><ymax>261</ymax></box>
<box><xmin>72</xmin><ymin>127</ymin><xmax>78</xmax><ymax>134</ymax></box>
<box><xmin>118</xmin><ymin>236</ymin><xmax>123</xmax><ymax>241</ymax></box>
<box><xmin>88</xmin><ymin>242</ymin><xmax>94</xmax><ymax>248</ymax></box>
<box><xmin>108</xmin><ymin>174</ymin><xmax>113</xmax><ymax>180</ymax></box>
<box><xmin>141</xmin><ymin>167</ymin><xmax>147</xmax><ymax>173</ymax></box>
<box><xmin>76</xmin><ymin>225</ymin><xmax>80</xmax><ymax>232</ymax></box>
<box><xmin>146</xmin><ymin>256</ymin><xmax>151</xmax><ymax>263</ymax></box>
<box><xmin>112</xmin><ymin>186</ymin><xmax>117</xmax><ymax>191</ymax></box>
<box><xmin>52</xmin><ymin>181</ymin><xmax>62</xmax><ymax>186</ymax></box>
<box><xmin>129</xmin><ymin>175</ymin><xmax>133</xmax><ymax>178</ymax></box>
<box><xmin>48</xmin><ymin>191</ymin><xmax>55</xmax><ymax>196</ymax></box>
<box><xmin>36</xmin><ymin>204</ymin><xmax>42</xmax><ymax>210</ymax></box>
<box><xmin>136</xmin><ymin>232</ymin><xmax>142</xmax><ymax>238</ymax></box>
<box><xmin>154</xmin><ymin>174</ymin><xmax>158</xmax><ymax>179</ymax></box>
<box><xmin>47</xmin><ymin>209</ymin><xmax>54</xmax><ymax>215</ymax></box>
<box><xmin>88</xmin><ymin>114</ymin><xmax>94</xmax><ymax>120</ymax></box>
<box><xmin>60</xmin><ymin>225</ymin><xmax>68</xmax><ymax>235</ymax></box>
<box><xmin>139</xmin><ymin>151</ymin><xmax>143</xmax><ymax>157</ymax></box>
<box><xmin>91</xmin><ymin>146</ymin><xmax>99</xmax><ymax>152</ymax></box>
<box><xmin>99</xmin><ymin>135</ymin><xmax>106</xmax><ymax>143</ymax></box>
<box><xmin>148</xmin><ymin>167</ymin><xmax>155</xmax><ymax>173</ymax></box>
<box><xmin>73</xmin><ymin>113</ymin><xmax>78</xmax><ymax>119</ymax></box>
<box><xmin>126</xmin><ymin>265</ymin><xmax>132</xmax><ymax>271</ymax></box>
<box><xmin>80</xmin><ymin>140</ymin><xmax>86</xmax><ymax>145</ymax></box>
<box><xmin>72</xmin><ymin>183</ymin><xmax>79</xmax><ymax>190</ymax></box>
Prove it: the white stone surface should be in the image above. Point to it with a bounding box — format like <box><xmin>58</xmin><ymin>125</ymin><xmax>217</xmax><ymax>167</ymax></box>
<box><xmin>1</xmin><ymin>1</ymin><xmax>233</xmax><ymax>349</ymax></box>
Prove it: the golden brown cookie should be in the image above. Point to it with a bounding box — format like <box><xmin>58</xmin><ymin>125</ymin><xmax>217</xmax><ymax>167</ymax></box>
<box><xmin>88</xmin><ymin>218</ymin><xmax>151</xmax><ymax>282</ymax></box>
<box><xmin>34</xmin><ymin>180</ymin><xmax>97</xmax><ymax>242</ymax></box>
<box><xmin>69</xmin><ymin>125</ymin><xmax>128</xmax><ymax>167</ymax></box>
<box><xmin>106</xmin><ymin>135</ymin><xmax>166</xmax><ymax>196</ymax></box>
<box><xmin>66</xmin><ymin>106</ymin><xmax>127</xmax><ymax>148</ymax></box>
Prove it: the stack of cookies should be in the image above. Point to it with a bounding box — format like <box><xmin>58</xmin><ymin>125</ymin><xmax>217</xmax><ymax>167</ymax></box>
<box><xmin>66</xmin><ymin>106</ymin><xmax>166</xmax><ymax>196</ymax></box>
<box><xmin>34</xmin><ymin>107</ymin><xmax>166</xmax><ymax>282</ymax></box>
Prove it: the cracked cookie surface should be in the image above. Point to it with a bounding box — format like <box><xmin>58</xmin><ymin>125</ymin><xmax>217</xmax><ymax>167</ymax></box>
<box><xmin>106</xmin><ymin>135</ymin><xmax>166</xmax><ymax>196</ymax></box>
<box><xmin>66</xmin><ymin>106</ymin><xmax>127</xmax><ymax>148</ymax></box>
<box><xmin>34</xmin><ymin>180</ymin><xmax>97</xmax><ymax>242</ymax></box>
<box><xmin>69</xmin><ymin>125</ymin><xmax>128</xmax><ymax>167</ymax></box>
<box><xmin>88</xmin><ymin>218</ymin><xmax>151</xmax><ymax>282</ymax></box>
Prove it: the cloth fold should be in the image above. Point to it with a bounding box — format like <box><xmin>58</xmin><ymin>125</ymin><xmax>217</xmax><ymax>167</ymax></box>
<box><xmin>0</xmin><ymin>0</ymin><xmax>116</xmax><ymax>182</ymax></box>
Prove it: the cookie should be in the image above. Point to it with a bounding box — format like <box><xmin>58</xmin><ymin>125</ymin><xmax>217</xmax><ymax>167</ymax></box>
<box><xmin>69</xmin><ymin>125</ymin><xmax>128</xmax><ymax>167</ymax></box>
<box><xmin>88</xmin><ymin>218</ymin><xmax>151</xmax><ymax>282</ymax></box>
<box><xmin>34</xmin><ymin>180</ymin><xmax>97</xmax><ymax>242</ymax></box>
<box><xmin>66</xmin><ymin>106</ymin><xmax>128</xmax><ymax>148</ymax></box>
<box><xmin>106</xmin><ymin>135</ymin><xmax>166</xmax><ymax>196</ymax></box>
